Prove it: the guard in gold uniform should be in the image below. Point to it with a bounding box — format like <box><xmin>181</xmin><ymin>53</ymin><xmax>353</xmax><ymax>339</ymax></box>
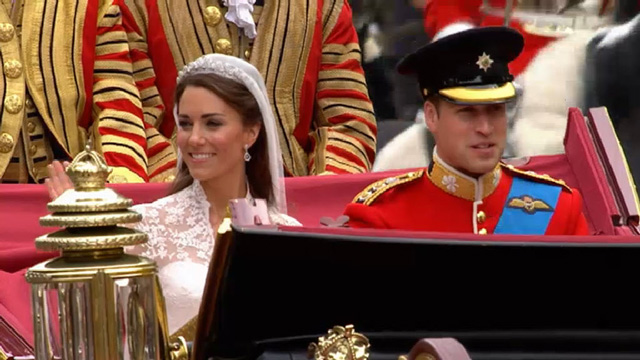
<box><xmin>0</xmin><ymin>0</ymin><xmax>175</xmax><ymax>184</ymax></box>
<box><xmin>344</xmin><ymin>27</ymin><xmax>589</xmax><ymax>235</ymax></box>
<box><xmin>121</xmin><ymin>0</ymin><xmax>377</xmax><ymax>176</ymax></box>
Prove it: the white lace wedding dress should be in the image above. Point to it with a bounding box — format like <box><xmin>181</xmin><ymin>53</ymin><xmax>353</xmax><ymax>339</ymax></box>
<box><xmin>126</xmin><ymin>180</ymin><xmax>300</xmax><ymax>334</ymax></box>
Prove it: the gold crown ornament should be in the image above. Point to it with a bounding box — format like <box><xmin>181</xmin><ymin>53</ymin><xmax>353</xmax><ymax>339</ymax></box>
<box><xmin>36</xmin><ymin>142</ymin><xmax>145</xmax><ymax>251</ymax></box>
<box><xmin>308</xmin><ymin>325</ymin><xmax>370</xmax><ymax>360</ymax></box>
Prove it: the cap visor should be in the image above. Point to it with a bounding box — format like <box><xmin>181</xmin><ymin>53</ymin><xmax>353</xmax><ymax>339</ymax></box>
<box><xmin>439</xmin><ymin>82</ymin><xmax>516</xmax><ymax>105</ymax></box>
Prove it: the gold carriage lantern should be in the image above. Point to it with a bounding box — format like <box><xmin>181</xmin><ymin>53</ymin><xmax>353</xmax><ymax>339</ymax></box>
<box><xmin>25</xmin><ymin>144</ymin><xmax>185</xmax><ymax>360</ymax></box>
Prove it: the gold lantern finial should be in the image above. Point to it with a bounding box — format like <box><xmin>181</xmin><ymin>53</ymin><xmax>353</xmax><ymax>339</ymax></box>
<box><xmin>35</xmin><ymin>143</ymin><xmax>146</xmax><ymax>252</ymax></box>
<box><xmin>66</xmin><ymin>140</ymin><xmax>111</xmax><ymax>191</ymax></box>
<box><xmin>308</xmin><ymin>325</ymin><xmax>371</xmax><ymax>360</ymax></box>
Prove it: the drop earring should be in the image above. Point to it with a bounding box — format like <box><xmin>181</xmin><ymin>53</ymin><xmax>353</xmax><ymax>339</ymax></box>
<box><xmin>244</xmin><ymin>144</ymin><xmax>251</xmax><ymax>162</ymax></box>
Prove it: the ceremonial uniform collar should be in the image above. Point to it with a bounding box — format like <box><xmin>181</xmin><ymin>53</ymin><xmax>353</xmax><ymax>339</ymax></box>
<box><xmin>427</xmin><ymin>148</ymin><xmax>502</xmax><ymax>202</ymax></box>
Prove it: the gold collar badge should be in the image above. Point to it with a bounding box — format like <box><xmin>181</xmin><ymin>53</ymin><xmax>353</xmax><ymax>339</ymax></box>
<box><xmin>507</xmin><ymin>195</ymin><xmax>553</xmax><ymax>214</ymax></box>
<box><xmin>428</xmin><ymin>149</ymin><xmax>502</xmax><ymax>202</ymax></box>
<box><xmin>476</xmin><ymin>52</ymin><xmax>494</xmax><ymax>72</ymax></box>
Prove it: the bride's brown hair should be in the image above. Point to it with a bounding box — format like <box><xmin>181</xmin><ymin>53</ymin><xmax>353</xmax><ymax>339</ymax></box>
<box><xmin>168</xmin><ymin>72</ymin><xmax>273</xmax><ymax>204</ymax></box>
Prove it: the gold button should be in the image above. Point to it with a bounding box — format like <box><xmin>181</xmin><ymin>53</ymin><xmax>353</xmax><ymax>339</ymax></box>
<box><xmin>25</xmin><ymin>97</ymin><xmax>35</xmax><ymax>111</ymax></box>
<box><xmin>3</xmin><ymin>59</ymin><xmax>22</xmax><ymax>78</ymax></box>
<box><xmin>29</xmin><ymin>144</ymin><xmax>37</xmax><ymax>156</ymax></box>
<box><xmin>0</xmin><ymin>23</ymin><xmax>15</xmax><ymax>42</ymax></box>
<box><xmin>0</xmin><ymin>132</ymin><xmax>14</xmax><ymax>153</ymax></box>
<box><xmin>214</xmin><ymin>39</ymin><xmax>232</xmax><ymax>55</ymax></box>
<box><xmin>477</xmin><ymin>210</ymin><xmax>486</xmax><ymax>224</ymax></box>
<box><xmin>27</xmin><ymin>121</ymin><xmax>36</xmax><ymax>133</ymax></box>
<box><xmin>203</xmin><ymin>6</ymin><xmax>222</xmax><ymax>26</ymax></box>
<box><xmin>4</xmin><ymin>94</ymin><xmax>22</xmax><ymax>114</ymax></box>
<box><xmin>244</xmin><ymin>48</ymin><xmax>251</xmax><ymax>59</ymax></box>
<box><xmin>478</xmin><ymin>228</ymin><xmax>487</xmax><ymax>235</ymax></box>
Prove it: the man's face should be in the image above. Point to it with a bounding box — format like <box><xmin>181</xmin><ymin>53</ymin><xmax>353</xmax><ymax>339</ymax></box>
<box><xmin>425</xmin><ymin>99</ymin><xmax>507</xmax><ymax>177</ymax></box>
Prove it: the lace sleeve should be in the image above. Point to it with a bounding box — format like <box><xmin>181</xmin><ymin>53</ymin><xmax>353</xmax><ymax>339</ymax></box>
<box><xmin>127</xmin><ymin>190</ymin><xmax>215</xmax><ymax>270</ymax></box>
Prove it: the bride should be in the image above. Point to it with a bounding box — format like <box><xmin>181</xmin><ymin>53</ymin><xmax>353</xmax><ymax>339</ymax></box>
<box><xmin>45</xmin><ymin>54</ymin><xmax>301</xmax><ymax>335</ymax></box>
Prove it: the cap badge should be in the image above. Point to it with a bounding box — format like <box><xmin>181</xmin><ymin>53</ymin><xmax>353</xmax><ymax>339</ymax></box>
<box><xmin>476</xmin><ymin>52</ymin><xmax>494</xmax><ymax>72</ymax></box>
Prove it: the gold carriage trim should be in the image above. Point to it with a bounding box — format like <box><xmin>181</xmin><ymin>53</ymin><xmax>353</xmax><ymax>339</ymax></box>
<box><xmin>308</xmin><ymin>325</ymin><xmax>370</xmax><ymax>360</ymax></box>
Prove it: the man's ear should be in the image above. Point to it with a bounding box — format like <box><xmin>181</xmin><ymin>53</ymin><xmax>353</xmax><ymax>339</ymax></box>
<box><xmin>424</xmin><ymin>101</ymin><xmax>438</xmax><ymax>134</ymax></box>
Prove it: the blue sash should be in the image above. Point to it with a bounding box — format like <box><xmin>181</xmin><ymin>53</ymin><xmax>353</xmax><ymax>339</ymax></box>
<box><xmin>493</xmin><ymin>177</ymin><xmax>561</xmax><ymax>235</ymax></box>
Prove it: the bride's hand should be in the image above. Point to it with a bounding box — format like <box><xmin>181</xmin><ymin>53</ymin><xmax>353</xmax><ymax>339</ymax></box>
<box><xmin>44</xmin><ymin>160</ymin><xmax>73</xmax><ymax>200</ymax></box>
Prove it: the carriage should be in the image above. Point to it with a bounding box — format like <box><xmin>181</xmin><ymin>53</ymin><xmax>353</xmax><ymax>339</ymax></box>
<box><xmin>1</xmin><ymin>107</ymin><xmax>638</xmax><ymax>359</ymax></box>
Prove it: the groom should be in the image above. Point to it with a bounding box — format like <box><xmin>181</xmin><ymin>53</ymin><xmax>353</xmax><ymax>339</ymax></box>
<box><xmin>344</xmin><ymin>27</ymin><xmax>589</xmax><ymax>236</ymax></box>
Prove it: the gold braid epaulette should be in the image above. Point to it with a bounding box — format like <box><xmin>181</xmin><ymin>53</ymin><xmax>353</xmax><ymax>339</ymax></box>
<box><xmin>352</xmin><ymin>170</ymin><xmax>425</xmax><ymax>206</ymax></box>
<box><xmin>500</xmin><ymin>163</ymin><xmax>572</xmax><ymax>193</ymax></box>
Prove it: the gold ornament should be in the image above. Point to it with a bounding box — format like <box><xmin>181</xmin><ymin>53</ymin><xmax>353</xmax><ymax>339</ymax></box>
<box><xmin>0</xmin><ymin>23</ymin><xmax>14</xmax><ymax>42</ymax></box>
<box><xmin>308</xmin><ymin>325</ymin><xmax>370</xmax><ymax>360</ymax></box>
<box><xmin>215</xmin><ymin>38</ymin><xmax>233</xmax><ymax>55</ymax></box>
<box><xmin>204</xmin><ymin>6</ymin><xmax>222</xmax><ymax>26</ymax></box>
<box><xmin>4</xmin><ymin>94</ymin><xmax>23</xmax><ymax>114</ymax></box>
<box><xmin>0</xmin><ymin>132</ymin><xmax>14</xmax><ymax>153</ymax></box>
<box><xmin>3</xmin><ymin>59</ymin><xmax>22</xmax><ymax>78</ymax></box>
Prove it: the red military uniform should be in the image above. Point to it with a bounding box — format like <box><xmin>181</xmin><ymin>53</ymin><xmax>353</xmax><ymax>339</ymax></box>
<box><xmin>423</xmin><ymin>0</ymin><xmax>560</xmax><ymax>77</ymax></box>
<box><xmin>344</xmin><ymin>153</ymin><xmax>589</xmax><ymax>235</ymax></box>
<box><xmin>123</xmin><ymin>0</ymin><xmax>377</xmax><ymax>176</ymax></box>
